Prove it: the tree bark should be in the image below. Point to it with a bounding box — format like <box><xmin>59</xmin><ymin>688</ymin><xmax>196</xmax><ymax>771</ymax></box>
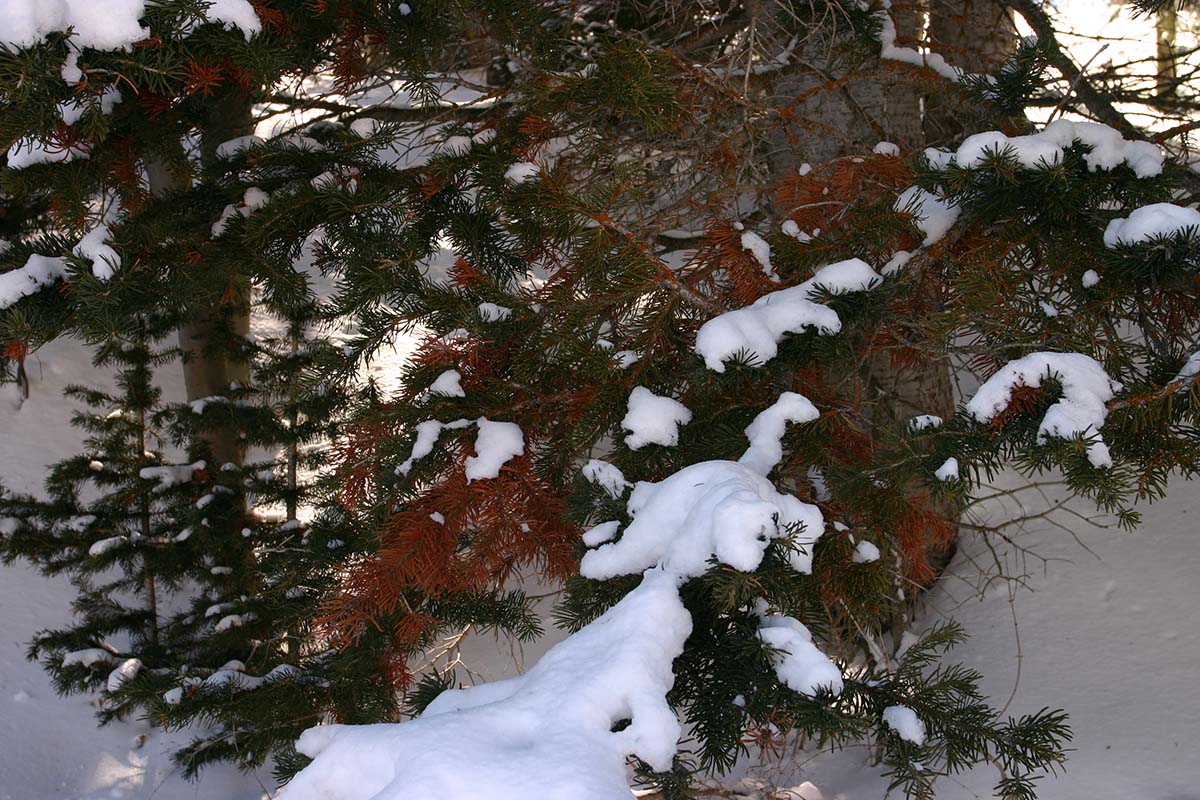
<box><xmin>166</xmin><ymin>90</ymin><xmax>254</xmax><ymax>467</ymax></box>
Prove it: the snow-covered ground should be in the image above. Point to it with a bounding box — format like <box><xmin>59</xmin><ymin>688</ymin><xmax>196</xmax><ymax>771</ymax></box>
<box><xmin>2</xmin><ymin>337</ymin><xmax>1197</xmax><ymax>798</ymax></box>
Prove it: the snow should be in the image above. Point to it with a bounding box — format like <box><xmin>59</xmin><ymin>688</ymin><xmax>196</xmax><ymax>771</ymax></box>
<box><xmin>895</xmin><ymin>187</ymin><xmax>960</xmax><ymax>247</ymax></box>
<box><xmin>881</xmin><ymin>249</ymin><xmax>914</xmax><ymax>275</ymax></box>
<box><xmin>934</xmin><ymin>457</ymin><xmax>959</xmax><ymax>481</ymax></box>
<box><xmin>464</xmin><ymin>418</ymin><xmax>524</xmax><ymax>482</ymax></box>
<box><xmin>106</xmin><ymin>658</ymin><xmax>141</xmax><ymax>693</ymax></box>
<box><xmin>694</xmin><ymin>258</ymin><xmax>881</xmax><ymax>372</ymax></box>
<box><xmin>395</xmin><ymin>419</ymin><xmax>470</xmax><ymax>476</ymax></box>
<box><xmin>1082</xmin><ymin>269</ymin><xmax>1101</xmax><ymax>287</ymax></box>
<box><xmin>72</xmin><ymin>223</ymin><xmax>120</xmax><ymax>281</ymax></box>
<box><xmin>427</xmin><ymin>369</ymin><xmax>465</xmax><ymax>398</ymax></box>
<box><xmin>285</xmin><ymin>400</ymin><xmax>833</xmax><ymax>800</ymax></box>
<box><xmin>0</xmin><ymin>254</ymin><xmax>69</xmax><ymax>310</ymax></box>
<box><xmin>87</xmin><ymin>535</ymin><xmax>126</xmax><ymax>557</ymax></box>
<box><xmin>882</xmin><ymin>705</ymin><xmax>926</xmax><ymax>745</ymax></box>
<box><xmin>0</xmin><ymin>0</ymin><xmax>260</xmax><ymax>83</ymax></box>
<box><xmin>1171</xmin><ymin>350</ymin><xmax>1200</xmax><ymax>388</ymax></box>
<box><xmin>873</xmin><ymin>141</ymin><xmax>900</xmax><ymax>156</ymax></box>
<box><xmin>61</xmin><ymin>648</ymin><xmax>114</xmax><ymax>668</ymax></box>
<box><xmin>740</xmin><ymin>230</ymin><xmax>779</xmax><ymax>279</ymax></box>
<box><xmin>283</xmin><ymin>567</ymin><xmax>693</xmax><ymax>800</ymax></box>
<box><xmin>6</xmin><ymin>136</ymin><xmax>89</xmax><ymax>167</ymax></box>
<box><xmin>739</xmin><ymin>392</ymin><xmax>820</xmax><ymax>475</ymax></box>
<box><xmin>925</xmin><ymin>120</ymin><xmax>1164</xmax><ymax>178</ymax></box>
<box><xmin>852</xmin><ymin>540</ymin><xmax>880</xmax><ymax>564</ymax></box>
<box><xmin>620</xmin><ymin>386</ymin><xmax>692</xmax><ymax>449</ymax></box>
<box><xmin>1102</xmin><ymin>202</ymin><xmax>1200</xmax><ymax>247</ymax></box>
<box><xmin>215</xmin><ymin>135</ymin><xmax>264</xmax><ymax>160</ymax></box>
<box><xmin>580</xmin><ymin>460</ymin><xmax>824</xmax><ymax>580</ymax></box>
<box><xmin>503</xmin><ymin>161</ymin><xmax>539</xmax><ymax>184</ymax></box>
<box><xmin>581</xmin><ymin>459</ymin><xmax>628</xmax><ymax>498</ymax></box>
<box><xmin>477</xmin><ymin>302</ymin><xmax>512</xmax><ymax>322</ymax></box>
<box><xmin>876</xmin><ymin>2</ymin><xmax>964</xmax><ymax>81</ymax></box>
<box><xmin>0</xmin><ymin>0</ymin><xmax>148</xmax><ymax>52</ymax></box>
<box><xmin>139</xmin><ymin>460</ymin><xmax>206</xmax><ymax>492</ymax></box>
<box><xmin>756</xmin><ymin>602</ymin><xmax>844</xmax><ymax>697</ymax></box>
<box><xmin>965</xmin><ymin>352</ymin><xmax>1122</xmax><ymax>468</ymax></box>
<box><xmin>3</xmin><ymin>338</ymin><xmax>1198</xmax><ymax>800</ymax></box>
<box><xmin>910</xmin><ymin>414</ymin><xmax>943</xmax><ymax>431</ymax></box>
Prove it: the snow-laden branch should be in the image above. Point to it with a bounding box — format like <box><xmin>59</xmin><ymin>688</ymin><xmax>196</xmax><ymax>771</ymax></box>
<box><xmin>282</xmin><ymin>392</ymin><xmax>836</xmax><ymax>800</ymax></box>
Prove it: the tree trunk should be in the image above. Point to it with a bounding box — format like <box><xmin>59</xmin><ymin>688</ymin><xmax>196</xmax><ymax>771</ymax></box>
<box><xmin>150</xmin><ymin>90</ymin><xmax>254</xmax><ymax>467</ymax></box>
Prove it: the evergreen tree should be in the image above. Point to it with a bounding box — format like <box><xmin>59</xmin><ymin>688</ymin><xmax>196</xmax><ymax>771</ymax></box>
<box><xmin>1</xmin><ymin>1</ymin><xmax>1198</xmax><ymax>798</ymax></box>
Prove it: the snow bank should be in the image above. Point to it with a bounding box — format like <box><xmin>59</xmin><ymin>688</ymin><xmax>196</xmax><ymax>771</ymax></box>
<box><xmin>966</xmin><ymin>352</ymin><xmax>1122</xmax><ymax>468</ymax></box>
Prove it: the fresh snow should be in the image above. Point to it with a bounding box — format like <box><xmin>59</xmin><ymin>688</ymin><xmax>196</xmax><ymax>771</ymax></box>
<box><xmin>620</xmin><ymin>386</ymin><xmax>692</xmax><ymax>449</ymax></box>
<box><xmin>694</xmin><ymin>258</ymin><xmax>880</xmax><ymax>372</ymax></box>
<box><xmin>464</xmin><ymin>418</ymin><xmax>524</xmax><ymax>481</ymax></box>
<box><xmin>896</xmin><ymin>186</ymin><xmax>961</xmax><ymax>247</ymax></box>
<box><xmin>882</xmin><ymin>705</ymin><xmax>926</xmax><ymax>745</ymax></box>
<box><xmin>965</xmin><ymin>352</ymin><xmax>1121</xmax><ymax>468</ymax></box>
<box><xmin>924</xmin><ymin>119</ymin><xmax>1163</xmax><ymax>178</ymax></box>
<box><xmin>283</xmin><ymin>568</ymin><xmax>693</xmax><ymax>800</ymax></box>
<box><xmin>427</xmin><ymin>369</ymin><xmax>465</xmax><ymax>398</ymax></box>
<box><xmin>852</xmin><ymin>540</ymin><xmax>880</xmax><ymax>564</ymax></box>
<box><xmin>477</xmin><ymin>302</ymin><xmax>512</xmax><ymax>322</ymax></box>
<box><xmin>756</xmin><ymin>600</ymin><xmax>844</xmax><ymax>696</ymax></box>
<box><xmin>935</xmin><ymin>456</ymin><xmax>959</xmax><ymax>481</ymax></box>
<box><xmin>0</xmin><ymin>254</ymin><xmax>69</xmax><ymax>310</ymax></box>
<box><xmin>72</xmin><ymin>223</ymin><xmax>120</xmax><ymax>280</ymax></box>
<box><xmin>1103</xmin><ymin>202</ymin><xmax>1200</xmax><ymax>247</ymax></box>
<box><xmin>581</xmin><ymin>459</ymin><xmax>628</xmax><ymax>498</ymax></box>
<box><xmin>503</xmin><ymin>161</ymin><xmax>539</xmax><ymax>184</ymax></box>
<box><xmin>580</xmin><ymin>460</ymin><xmax>824</xmax><ymax>580</ymax></box>
<box><xmin>739</xmin><ymin>391</ymin><xmax>820</xmax><ymax>475</ymax></box>
<box><xmin>740</xmin><ymin>230</ymin><xmax>779</xmax><ymax>280</ymax></box>
<box><xmin>910</xmin><ymin>414</ymin><xmax>943</xmax><ymax>431</ymax></box>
